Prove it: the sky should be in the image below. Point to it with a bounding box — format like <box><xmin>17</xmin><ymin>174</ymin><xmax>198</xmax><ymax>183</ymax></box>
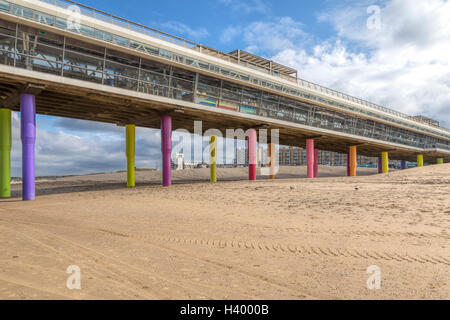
<box><xmin>9</xmin><ymin>0</ymin><xmax>450</xmax><ymax>176</ymax></box>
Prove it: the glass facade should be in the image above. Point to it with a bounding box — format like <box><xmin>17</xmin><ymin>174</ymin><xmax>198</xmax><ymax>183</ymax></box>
<box><xmin>0</xmin><ymin>4</ymin><xmax>449</xmax><ymax>151</ymax></box>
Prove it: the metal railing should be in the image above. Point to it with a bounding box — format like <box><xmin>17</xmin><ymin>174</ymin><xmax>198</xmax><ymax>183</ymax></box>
<box><xmin>0</xmin><ymin>32</ymin><xmax>449</xmax><ymax>151</ymax></box>
<box><xmin>36</xmin><ymin>0</ymin><xmax>450</xmax><ymax>134</ymax></box>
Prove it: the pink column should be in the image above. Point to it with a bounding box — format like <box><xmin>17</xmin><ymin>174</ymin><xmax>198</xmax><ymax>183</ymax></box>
<box><xmin>306</xmin><ymin>139</ymin><xmax>314</xmax><ymax>179</ymax></box>
<box><xmin>314</xmin><ymin>149</ymin><xmax>319</xmax><ymax>178</ymax></box>
<box><xmin>347</xmin><ymin>154</ymin><xmax>350</xmax><ymax>176</ymax></box>
<box><xmin>378</xmin><ymin>157</ymin><xmax>382</xmax><ymax>174</ymax></box>
<box><xmin>248</xmin><ymin>129</ymin><xmax>257</xmax><ymax>181</ymax></box>
<box><xmin>161</xmin><ymin>115</ymin><xmax>172</xmax><ymax>187</ymax></box>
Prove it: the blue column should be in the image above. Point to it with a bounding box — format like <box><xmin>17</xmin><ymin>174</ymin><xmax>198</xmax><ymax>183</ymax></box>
<box><xmin>401</xmin><ymin>160</ymin><xmax>407</xmax><ymax>170</ymax></box>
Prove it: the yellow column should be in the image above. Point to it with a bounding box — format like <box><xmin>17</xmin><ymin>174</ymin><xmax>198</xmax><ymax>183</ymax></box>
<box><xmin>210</xmin><ymin>136</ymin><xmax>217</xmax><ymax>182</ymax></box>
<box><xmin>417</xmin><ymin>154</ymin><xmax>424</xmax><ymax>167</ymax></box>
<box><xmin>437</xmin><ymin>158</ymin><xmax>444</xmax><ymax>165</ymax></box>
<box><xmin>382</xmin><ymin>152</ymin><xmax>389</xmax><ymax>173</ymax></box>
<box><xmin>126</xmin><ymin>124</ymin><xmax>135</xmax><ymax>187</ymax></box>
<box><xmin>349</xmin><ymin>146</ymin><xmax>357</xmax><ymax>177</ymax></box>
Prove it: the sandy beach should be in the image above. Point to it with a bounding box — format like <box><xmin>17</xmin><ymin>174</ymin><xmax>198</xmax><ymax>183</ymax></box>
<box><xmin>0</xmin><ymin>165</ymin><xmax>449</xmax><ymax>300</ymax></box>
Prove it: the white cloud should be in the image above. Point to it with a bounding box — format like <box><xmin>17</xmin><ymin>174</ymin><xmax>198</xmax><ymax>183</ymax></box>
<box><xmin>10</xmin><ymin>114</ymin><xmax>162</xmax><ymax>177</ymax></box>
<box><xmin>220</xmin><ymin>25</ymin><xmax>241</xmax><ymax>44</ymax></box>
<box><xmin>238</xmin><ymin>0</ymin><xmax>450</xmax><ymax>127</ymax></box>
<box><xmin>218</xmin><ymin>0</ymin><xmax>270</xmax><ymax>14</ymax></box>
<box><xmin>160</xmin><ymin>21</ymin><xmax>209</xmax><ymax>41</ymax></box>
<box><xmin>221</xmin><ymin>17</ymin><xmax>310</xmax><ymax>55</ymax></box>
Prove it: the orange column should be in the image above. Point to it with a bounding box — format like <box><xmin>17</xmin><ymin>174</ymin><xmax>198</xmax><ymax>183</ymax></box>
<box><xmin>349</xmin><ymin>146</ymin><xmax>357</xmax><ymax>177</ymax></box>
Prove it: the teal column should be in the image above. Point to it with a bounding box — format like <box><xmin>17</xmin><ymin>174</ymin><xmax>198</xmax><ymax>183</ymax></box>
<box><xmin>0</xmin><ymin>109</ymin><xmax>12</xmax><ymax>198</ymax></box>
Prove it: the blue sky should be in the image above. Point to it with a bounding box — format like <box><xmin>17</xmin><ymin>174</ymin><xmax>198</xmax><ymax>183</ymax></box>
<box><xmin>8</xmin><ymin>0</ymin><xmax>450</xmax><ymax>177</ymax></box>
<box><xmin>79</xmin><ymin>0</ymin><xmax>334</xmax><ymax>51</ymax></box>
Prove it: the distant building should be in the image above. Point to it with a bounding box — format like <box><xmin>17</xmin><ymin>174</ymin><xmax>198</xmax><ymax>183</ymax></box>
<box><xmin>257</xmin><ymin>146</ymin><xmax>268</xmax><ymax>167</ymax></box>
<box><xmin>236</xmin><ymin>147</ymin><xmax>248</xmax><ymax>166</ymax></box>
<box><xmin>180</xmin><ymin>144</ymin><xmax>378</xmax><ymax>169</ymax></box>
<box><xmin>278</xmin><ymin>147</ymin><xmax>377</xmax><ymax>167</ymax></box>
<box><xmin>278</xmin><ymin>147</ymin><xmax>303</xmax><ymax>166</ymax></box>
<box><xmin>175</xmin><ymin>153</ymin><xmax>184</xmax><ymax>170</ymax></box>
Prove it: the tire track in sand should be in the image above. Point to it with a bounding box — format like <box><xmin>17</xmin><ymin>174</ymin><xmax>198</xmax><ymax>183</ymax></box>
<box><xmin>0</xmin><ymin>222</ymin><xmax>204</xmax><ymax>299</ymax></box>
<box><xmin>101</xmin><ymin>230</ymin><xmax>450</xmax><ymax>267</ymax></box>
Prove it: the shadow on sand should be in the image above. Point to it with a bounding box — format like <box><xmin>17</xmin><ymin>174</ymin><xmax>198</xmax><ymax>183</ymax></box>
<box><xmin>2</xmin><ymin>168</ymin><xmax>381</xmax><ymax>200</ymax></box>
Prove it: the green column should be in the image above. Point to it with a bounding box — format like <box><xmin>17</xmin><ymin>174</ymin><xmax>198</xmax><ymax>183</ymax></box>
<box><xmin>0</xmin><ymin>109</ymin><xmax>12</xmax><ymax>198</ymax></box>
<box><xmin>437</xmin><ymin>158</ymin><xmax>444</xmax><ymax>165</ymax></box>
<box><xmin>126</xmin><ymin>124</ymin><xmax>135</xmax><ymax>187</ymax></box>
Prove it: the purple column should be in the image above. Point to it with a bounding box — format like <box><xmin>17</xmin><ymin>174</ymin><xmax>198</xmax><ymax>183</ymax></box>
<box><xmin>401</xmin><ymin>160</ymin><xmax>407</xmax><ymax>170</ymax></box>
<box><xmin>20</xmin><ymin>94</ymin><xmax>36</xmax><ymax>201</ymax></box>
<box><xmin>161</xmin><ymin>115</ymin><xmax>172</xmax><ymax>187</ymax></box>
<box><xmin>306</xmin><ymin>139</ymin><xmax>314</xmax><ymax>179</ymax></box>
<box><xmin>314</xmin><ymin>149</ymin><xmax>319</xmax><ymax>178</ymax></box>
<box><xmin>378</xmin><ymin>157</ymin><xmax>383</xmax><ymax>174</ymax></box>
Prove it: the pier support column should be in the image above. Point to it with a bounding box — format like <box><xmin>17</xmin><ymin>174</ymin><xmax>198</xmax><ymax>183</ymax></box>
<box><xmin>210</xmin><ymin>136</ymin><xmax>217</xmax><ymax>182</ymax></box>
<box><xmin>21</xmin><ymin>94</ymin><xmax>36</xmax><ymax>201</ymax></box>
<box><xmin>349</xmin><ymin>146</ymin><xmax>357</xmax><ymax>177</ymax></box>
<box><xmin>381</xmin><ymin>152</ymin><xmax>389</xmax><ymax>174</ymax></box>
<box><xmin>347</xmin><ymin>154</ymin><xmax>350</xmax><ymax>177</ymax></box>
<box><xmin>0</xmin><ymin>109</ymin><xmax>11</xmax><ymax>198</ymax></box>
<box><xmin>248</xmin><ymin>129</ymin><xmax>256</xmax><ymax>181</ymax></box>
<box><xmin>437</xmin><ymin>158</ymin><xmax>444</xmax><ymax>165</ymax></box>
<box><xmin>401</xmin><ymin>160</ymin><xmax>407</xmax><ymax>170</ymax></box>
<box><xmin>314</xmin><ymin>149</ymin><xmax>319</xmax><ymax>178</ymax></box>
<box><xmin>268</xmin><ymin>142</ymin><xmax>276</xmax><ymax>179</ymax></box>
<box><xmin>306</xmin><ymin>139</ymin><xmax>314</xmax><ymax>179</ymax></box>
<box><xmin>161</xmin><ymin>115</ymin><xmax>172</xmax><ymax>187</ymax></box>
<box><xmin>378</xmin><ymin>157</ymin><xmax>383</xmax><ymax>174</ymax></box>
<box><xmin>417</xmin><ymin>154</ymin><xmax>424</xmax><ymax>167</ymax></box>
<box><xmin>126</xmin><ymin>124</ymin><xmax>135</xmax><ymax>187</ymax></box>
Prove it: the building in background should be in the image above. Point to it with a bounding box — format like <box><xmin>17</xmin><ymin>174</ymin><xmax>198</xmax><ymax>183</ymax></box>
<box><xmin>175</xmin><ymin>153</ymin><xmax>184</xmax><ymax>170</ymax></box>
<box><xmin>175</xmin><ymin>145</ymin><xmax>379</xmax><ymax>169</ymax></box>
<box><xmin>257</xmin><ymin>146</ymin><xmax>269</xmax><ymax>167</ymax></box>
<box><xmin>279</xmin><ymin>147</ymin><xmax>303</xmax><ymax>166</ymax></box>
<box><xmin>235</xmin><ymin>147</ymin><xmax>248</xmax><ymax>166</ymax></box>
<box><xmin>278</xmin><ymin>147</ymin><xmax>378</xmax><ymax>167</ymax></box>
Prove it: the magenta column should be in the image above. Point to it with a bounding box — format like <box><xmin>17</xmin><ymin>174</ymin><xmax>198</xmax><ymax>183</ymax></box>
<box><xmin>306</xmin><ymin>139</ymin><xmax>314</xmax><ymax>179</ymax></box>
<box><xmin>21</xmin><ymin>94</ymin><xmax>36</xmax><ymax>201</ymax></box>
<box><xmin>378</xmin><ymin>157</ymin><xmax>383</xmax><ymax>174</ymax></box>
<box><xmin>161</xmin><ymin>115</ymin><xmax>172</xmax><ymax>187</ymax></box>
<box><xmin>314</xmin><ymin>149</ymin><xmax>319</xmax><ymax>178</ymax></box>
<box><xmin>248</xmin><ymin>129</ymin><xmax>256</xmax><ymax>181</ymax></box>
